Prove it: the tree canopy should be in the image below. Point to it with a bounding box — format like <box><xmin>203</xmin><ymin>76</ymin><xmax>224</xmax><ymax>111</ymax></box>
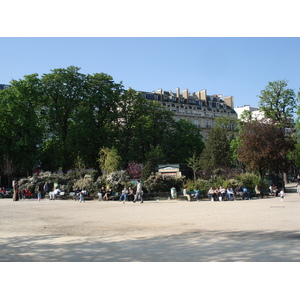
<box><xmin>259</xmin><ymin>79</ymin><xmax>297</xmax><ymax>128</ymax></box>
<box><xmin>237</xmin><ymin>121</ymin><xmax>295</xmax><ymax>178</ymax></box>
<box><xmin>0</xmin><ymin>66</ymin><xmax>205</xmax><ymax>183</ymax></box>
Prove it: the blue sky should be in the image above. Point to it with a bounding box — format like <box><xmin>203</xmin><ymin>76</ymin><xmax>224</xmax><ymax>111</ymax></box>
<box><xmin>1</xmin><ymin>37</ymin><xmax>300</xmax><ymax>108</ymax></box>
<box><xmin>1</xmin><ymin>2</ymin><xmax>300</xmax><ymax>110</ymax></box>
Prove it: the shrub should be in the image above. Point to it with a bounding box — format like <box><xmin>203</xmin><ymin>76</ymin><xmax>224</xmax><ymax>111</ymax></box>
<box><xmin>236</xmin><ymin>172</ymin><xmax>261</xmax><ymax>190</ymax></box>
<box><xmin>105</xmin><ymin>170</ymin><xmax>130</xmax><ymax>190</ymax></box>
<box><xmin>73</xmin><ymin>178</ymin><xmax>95</xmax><ymax>193</ymax></box>
<box><xmin>195</xmin><ymin>179</ymin><xmax>211</xmax><ymax>195</ymax></box>
<box><xmin>207</xmin><ymin>175</ymin><xmax>224</xmax><ymax>189</ymax></box>
<box><xmin>221</xmin><ymin>179</ymin><xmax>241</xmax><ymax>189</ymax></box>
<box><xmin>143</xmin><ymin>174</ymin><xmax>184</xmax><ymax>193</ymax></box>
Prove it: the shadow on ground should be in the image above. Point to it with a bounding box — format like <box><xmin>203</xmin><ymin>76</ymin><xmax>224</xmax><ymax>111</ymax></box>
<box><xmin>1</xmin><ymin>229</ymin><xmax>300</xmax><ymax>262</ymax></box>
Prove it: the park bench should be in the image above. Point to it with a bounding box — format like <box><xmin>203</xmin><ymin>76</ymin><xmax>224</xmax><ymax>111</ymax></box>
<box><xmin>108</xmin><ymin>192</ymin><xmax>119</xmax><ymax>201</ymax></box>
<box><xmin>178</xmin><ymin>190</ymin><xmax>203</xmax><ymax>201</ymax></box>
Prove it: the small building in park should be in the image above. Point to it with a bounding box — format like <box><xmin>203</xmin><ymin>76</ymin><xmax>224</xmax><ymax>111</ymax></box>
<box><xmin>157</xmin><ymin>164</ymin><xmax>193</xmax><ymax>178</ymax></box>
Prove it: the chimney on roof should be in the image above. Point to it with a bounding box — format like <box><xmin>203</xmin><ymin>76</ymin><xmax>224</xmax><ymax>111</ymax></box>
<box><xmin>224</xmin><ymin>96</ymin><xmax>234</xmax><ymax>108</ymax></box>
<box><xmin>157</xmin><ymin>88</ymin><xmax>163</xmax><ymax>101</ymax></box>
<box><xmin>182</xmin><ymin>88</ymin><xmax>188</xmax><ymax>100</ymax></box>
<box><xmin>200</xmin><ymin>89</ymin><xmax>207</xmax><ymax>101</ymax></box>
<box><xmin>176</xmin><ymin>87</ymin><xmax>180</xmax><ymax>99</ymax></box>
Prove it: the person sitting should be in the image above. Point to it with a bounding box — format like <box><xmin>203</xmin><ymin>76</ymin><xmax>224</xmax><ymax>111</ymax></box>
<box><xmin>214</xmin><ymin>187</ymin><xmax>220</xmax><ymax>201</ymax></box>
<box><xmin>127</xmin><ymin>187</ymin><xmax>134</xmax><ymax>201</ymax></box>
<box><xmin>219</xmin><ymin>186</ymin><xmax>226</xmax><ymax>201</ymax></box>
<box><xmin>255</xmin><ymin>185</ymin><xmax>264</xmax><ymax>198</ymax></box>
<box><xmin>0</xmin><ymin>187</ymin><xmax>6</xmax><ymax>198</ymax></box>
<box><xmin>234</xmin><ymin>186</ymin><xmax>243</xmax><ymax>199</ymax></box>
<box><xmin>23</xmin><ymin>189</ymin><xmax>32</xmax><ymax>198</ymax></box>
<box><xmin>183</xmin><ymin>186</ymin><xmax>191</xmax><ymax>201</ymax></box>
<box><xmin>193</xmin><ymin>188</ymin><xmax>200</xmax><ymax>201</ymax></box>
<box><xmin>98</xmin><ymin>186</ymin><xmax>105</xmax><ymax>201</ymax></box>
<box><xmin>49</xmin><ymin>187</ymin><xmax>61</xmax><ymax>200</ymax></box>
<box><xmin>269</xmin><ymin>185</ymin><xmax>278</xmax><ymax>196</ymax></box>
<box><xmin>208</xmin><ymin>187</ymin><xmax>215</xmax><ymax>201</ymax></box>
<box><xmin>242</xmin><ymin>187</ymin><xmax>250</xmax><ymax>200</ymax></box>
<box><xmin>73</xmin><ymin>188</ymin><xmax>81</xmax><ymax>201</ymax></box>
<box><xmin>119</xmin><ymin>187</ymin><xmax>128</xmax><ymax>203</ymax></box>
<box><xmin>226</xmin><ymin>187</ymin><xmax>235</xmax><ymax>200</ymax></box>
<box><xmin>103</xmin><ymin>187</ymin><xmax>112</xmax><ymax>201</ymax></box>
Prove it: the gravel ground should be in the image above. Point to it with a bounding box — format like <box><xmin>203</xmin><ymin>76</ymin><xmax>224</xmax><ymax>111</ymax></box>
<box><xmin>1</xmin><ymin>182</ymin><xmax>300</xmax><ymax>262</ymax></box>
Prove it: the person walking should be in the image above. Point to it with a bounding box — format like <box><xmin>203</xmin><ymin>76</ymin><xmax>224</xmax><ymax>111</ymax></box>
<box><xmin>12</xmin><ymin>180</ymin><xmax>20</xmax><ymax>202</ymax></box>
<box><xmin>37</xmin><ymin>190</ymin><xmax>42</xmax><ymax>202</ymax></box>
<box><xmin>133</xmin><ymin>180</ymin><xmax>143</xmax><ymax>203</ymax></box>
<box><xmin>43</xmin><ymin>182</ymin><xmax>49</xmax><ymax>198</ymax></box>
<box><xmin>279</xmin><ymin>189</ymin><xmax>284</xmax><ymax>202</ymax></box>
<box><xmin>297</xmin><ymin>183</ymin><xmax>300</xmax><ymax>196</ymax></box>
<box><xmin>79</xmin><ymin>191</ymin><xmax>85</xmax><ymax>203</ymax></box>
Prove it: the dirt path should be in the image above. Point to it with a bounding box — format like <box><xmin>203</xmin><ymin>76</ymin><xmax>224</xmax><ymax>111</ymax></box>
<box><xmin>0</xmin><ymin>182</ymin><xmax>300</xmax><ymax>262</ymax></box>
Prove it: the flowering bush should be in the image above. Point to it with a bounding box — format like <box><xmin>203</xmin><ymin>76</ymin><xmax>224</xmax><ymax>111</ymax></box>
<box><xmin>126</xmin><ymin>161</ymin><xmax>142</xmax><ymax>179</ymax></box>
<box><xmin>106</xmin><ymin>170</ymin><xmax>130</xmax><ymax>190</ymax></box>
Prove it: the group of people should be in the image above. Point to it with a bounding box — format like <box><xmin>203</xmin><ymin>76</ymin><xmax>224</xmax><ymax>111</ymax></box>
<box><xmin>98</xmin><ymin>180</ymin><xmax>143</xmax><ymax>204</ymax></box>
<box><xmin>73</xmin><ymin>189</ymin><xmax>87</xmax><ymax>202</ymax></box>
<box><xmin>9</xmin><ymin>178</ymin><xmax>286</xmax><ymax>203</ymax></box>
<box><xmin>208</xmin><ymin>186</ymin><xmax>238</xmax><ymax>201</ymax></box>
<box><xmin>183</xmin><ymin>186</ymin><xmax>201</xmax><ymax>201</ymax></box>
<box><xmin>0</xmin><ymin>187</ymin><xmax>7</xmax><ymax>198</ymax></box>
<box><xmin>269</xmin><ymin>184</ymin><xmax>279</xmax><ymax>196</ymax></box>
<box><xmin>97</xmin><ymin>186</ymin><xmax>113</xmax><ymax>201</ymax></box>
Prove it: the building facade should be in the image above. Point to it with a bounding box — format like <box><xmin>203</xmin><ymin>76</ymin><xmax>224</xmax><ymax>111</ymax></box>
<box><xmin>0</xmin><ymin>84</ymin><xmax>10</xmax><ymax>90</ymax></box>
<box><xmin>234</xmin><ymin>105</ymin><xmax>264</xmax><ymax>120</ymax></box>
<box><xmin>139</xmin><ymin>88</ymin><xmax>237</xmax><ymax>140</ymax></box>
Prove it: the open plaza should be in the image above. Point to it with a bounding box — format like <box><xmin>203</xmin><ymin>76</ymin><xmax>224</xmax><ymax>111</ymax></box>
<box><xmin>0</xmin><ymin>182</ymin><xmax>299</xmax><ymax>262</ymax></box>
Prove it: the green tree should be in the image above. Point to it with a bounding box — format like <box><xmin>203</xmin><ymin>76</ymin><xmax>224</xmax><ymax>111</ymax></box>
<box><xmin>187</xmin><ymin>151</ymin><xmax>202</xmax><ymax>180</ymax></box>
<box><xmin>259</xmin><ymin>79</ymin><xmax>296</xmax><ymax>128</ymax></box>
<box><xmin>131</xmin><ymin>100</ymin><xmax>175</xmax><ymax>163</ymax></box>
<box><xmin>40</xmin><ymin>66</ymin><xmax>87</xmax><ymax>172</ymax></box>
<box><xmin>166</xmin><ymin>119</ymin><xmax>205</xmax><ymax>163</ymax></box>
<box><xmin>199</xmin><ymin>126</ymin><xmax>232</xmax><ymax>173</ymax></box>
<box><xmin>115</xmin><ymin>91</ymin><xmax>175</xmax><ymax>165</ymax></box>
<box><xmin>0</xmin><ymin>74</ymin><xmax>43</xmax><ymax>182</ymax></box>
<box><xmin>259</xmin><ymin>79</ymin><xmax>297</xmax><ymax>183</ymax></box>
<box><xmin>69</xmin><ymin>72</ymin><xmax>123</xmax><ymax>170</ymax></box>
<box><xmin>98</xmin><ymin>147</ymin><xmax>122</xmax><ymax>175</ymax></box>
<box><xmin>144</xmin><ymin>145</ymin><xmax>166</xmax><ymax>174</ymax></box>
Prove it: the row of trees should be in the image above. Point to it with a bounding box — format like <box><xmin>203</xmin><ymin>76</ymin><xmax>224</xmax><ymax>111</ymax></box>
<box><xmin>0</xmin><ymin>65</ymin><xmax>299</xmax><ymax>188</ymax></box>
<box><xmin>187</xmin><ymin>79</ymin><xmax>300</xmax><ymax>186</ymax></box>
<box><xmin>0</xmin><ymin>66</ymin><xmax>204</xmax><ymax>185</ymax></box>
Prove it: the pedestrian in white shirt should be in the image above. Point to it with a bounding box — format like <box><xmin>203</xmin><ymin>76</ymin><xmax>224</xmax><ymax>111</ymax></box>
<box><xmin>133</xmin><ymin>180</ymin><xmax>143</xmax><ymax>203</ymax></box>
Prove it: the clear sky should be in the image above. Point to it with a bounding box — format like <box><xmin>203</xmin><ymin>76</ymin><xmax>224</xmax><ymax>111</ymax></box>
<box><xmin>1</xmin><ymin>37</ymin><xmax>300</xmax><ymax>108</ymax></box>
<box><xmin>1</xmin><ymin>2</ymin><xmax>300</xmax><ymax>110</ymax></box>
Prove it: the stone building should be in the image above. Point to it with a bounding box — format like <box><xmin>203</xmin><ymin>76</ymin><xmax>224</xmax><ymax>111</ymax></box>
<box><xmin>235</xmin><ymin>105</ymin><xmax>264</xmax><ymax>120</ymax></box>
<box><xmin>0</xmin><ymin>84</ymin><xmax>10</xmax><ymax>90</ymax></box>
<box><xmin>139</xmin><ymin>88</ymin><xmax>237</xmax><ymax>140</ymax></box>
